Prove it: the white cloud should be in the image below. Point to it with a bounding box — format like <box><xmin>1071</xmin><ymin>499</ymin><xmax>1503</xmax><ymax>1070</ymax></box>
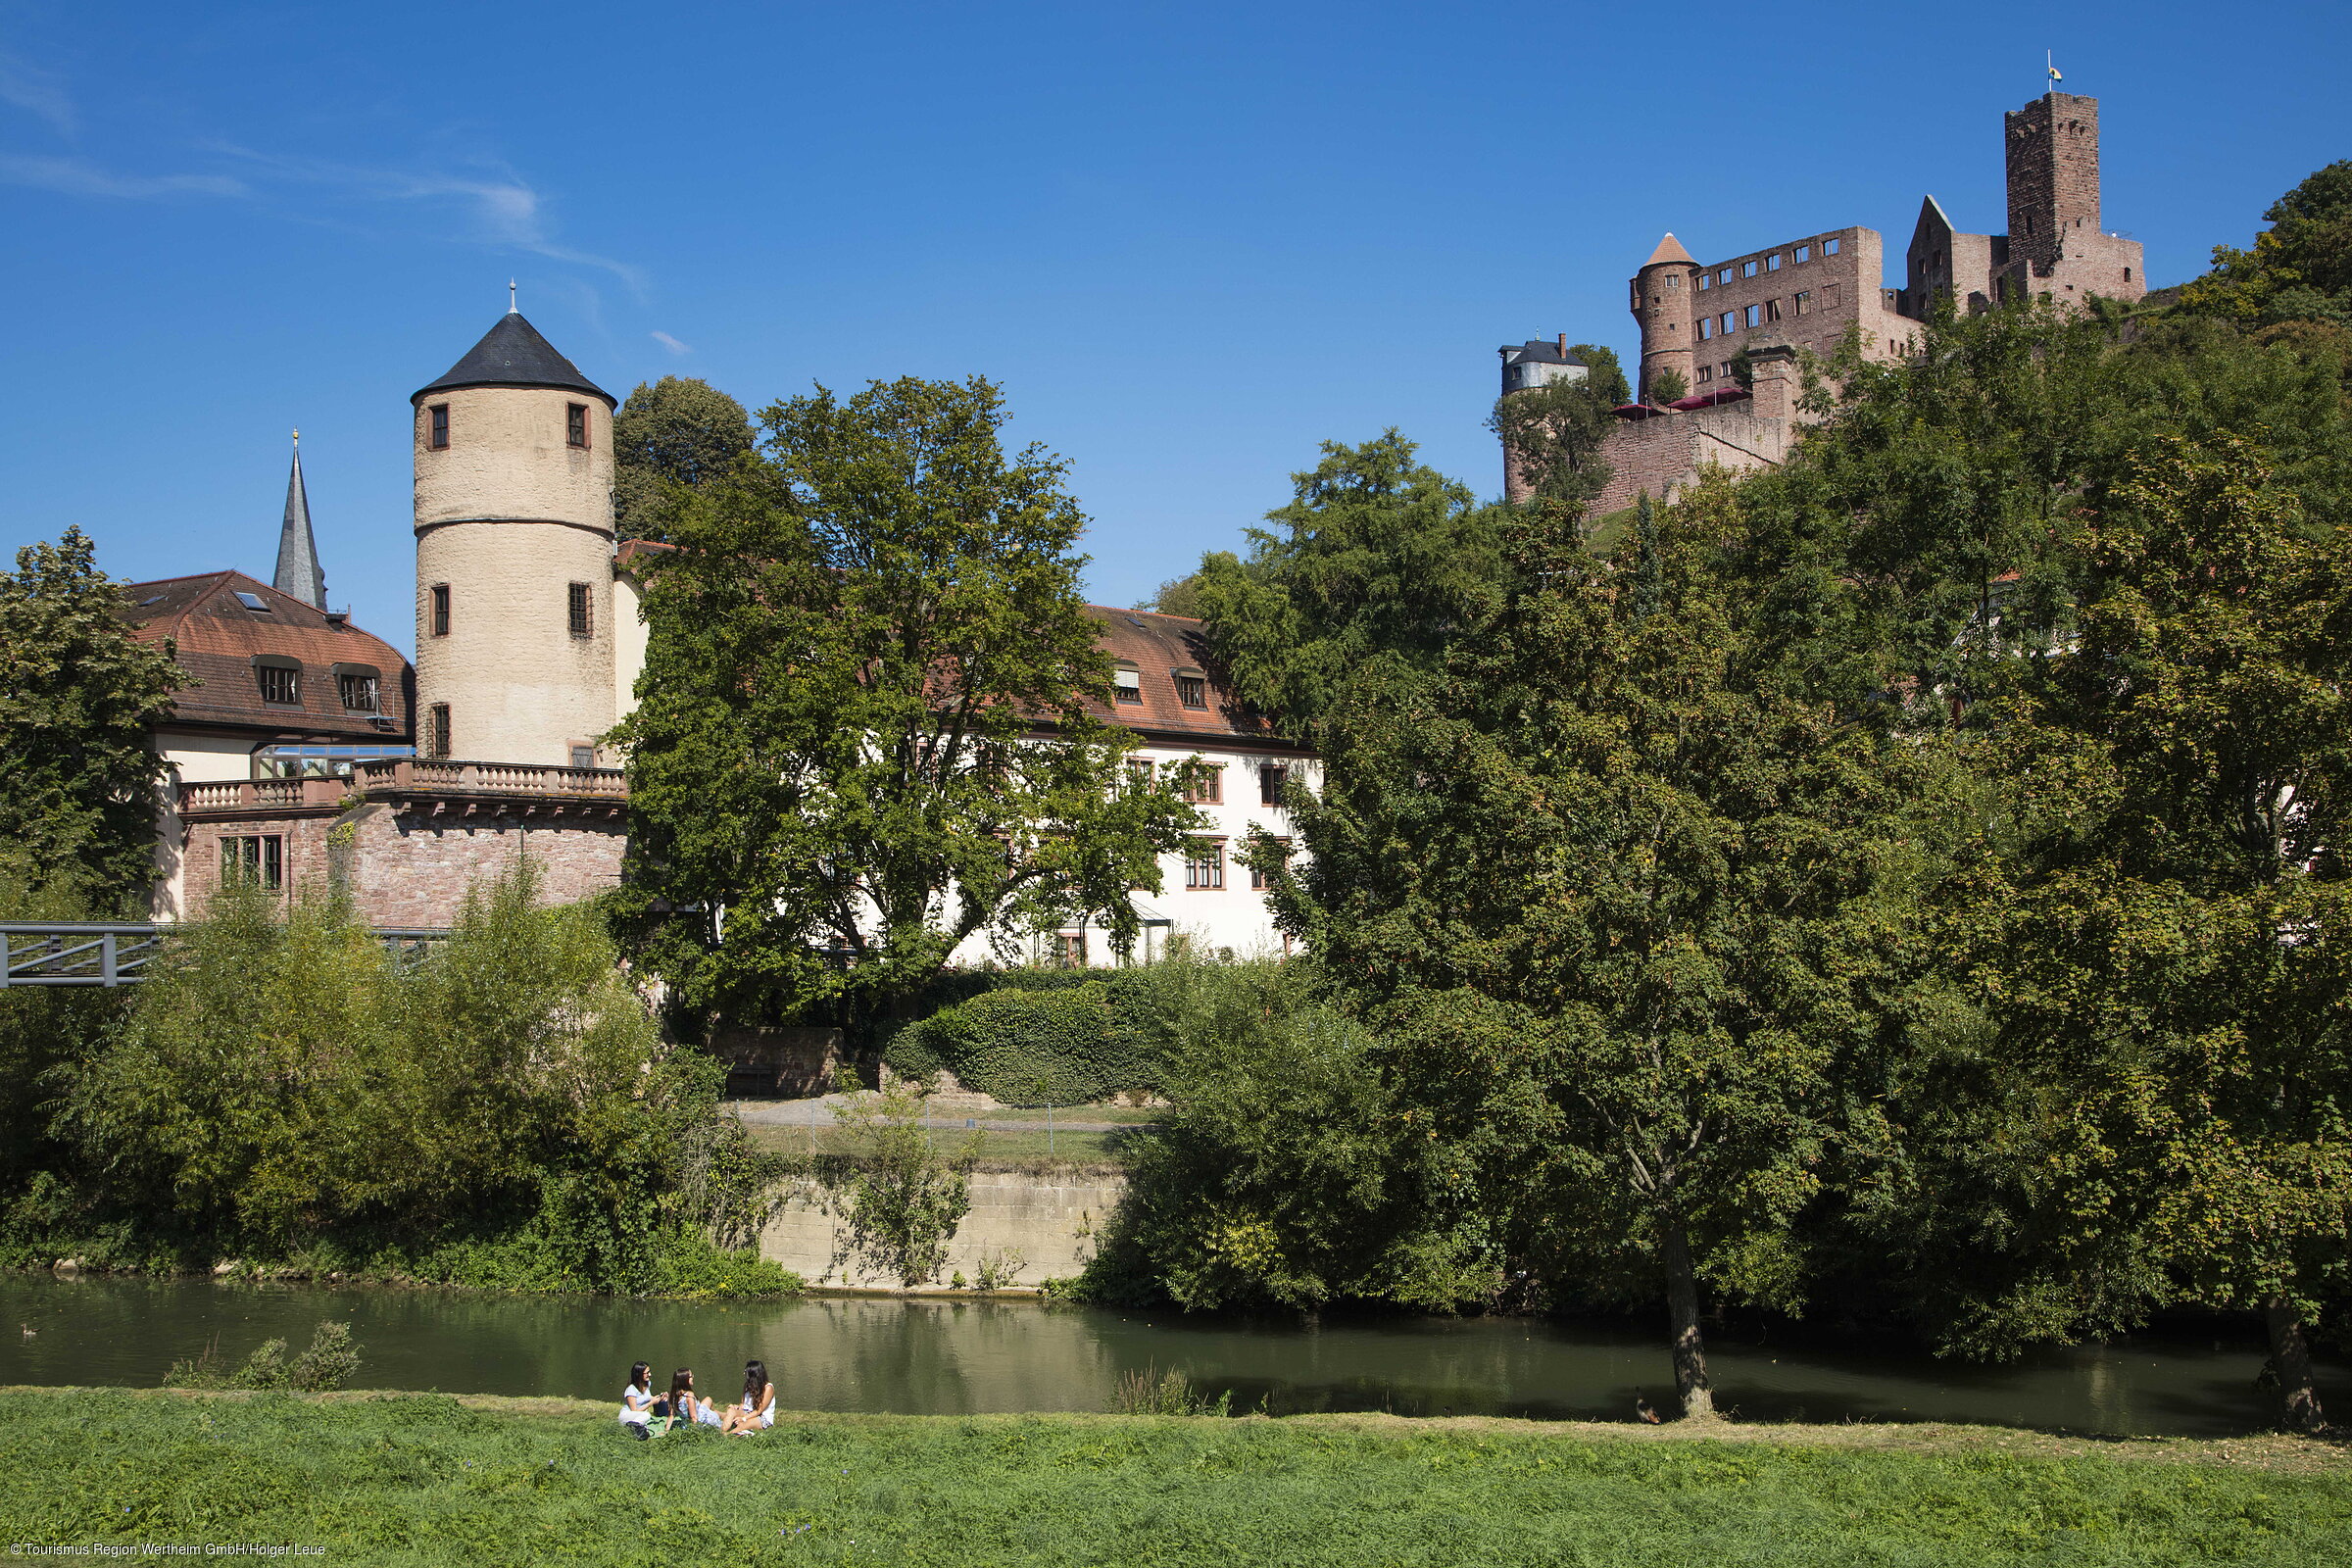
<box><xmin>0</xmin><ymin>152</ymin><xmax>245</xmax><ymax>199</ymax></box>
<box><xmin>0</xmin><ymin>52</ymin><xmax>76</xmax><ymax>138</ymax></box>
<box><xmin>215</xmin><ymin>148</ymin><xmax>646</xmax><ymax>294</ymax></box>
<box><xmin>651</xmin><ymin>330</ymin><xmax>691</xmax><ymax>356</ymax></box>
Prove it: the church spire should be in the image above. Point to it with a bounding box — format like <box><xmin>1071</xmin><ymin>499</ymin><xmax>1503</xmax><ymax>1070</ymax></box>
<box><xmin>272</xmin><ymin>430</ymin><xmax>327</xmax><ymax>610</ymax></box>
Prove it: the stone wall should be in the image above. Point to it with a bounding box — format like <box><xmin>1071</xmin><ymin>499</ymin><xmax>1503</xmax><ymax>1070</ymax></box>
<box><xmin>759</xmin><ymin>1169</ymin><xmax>1127</xmax><ymax>1291</ymax></box>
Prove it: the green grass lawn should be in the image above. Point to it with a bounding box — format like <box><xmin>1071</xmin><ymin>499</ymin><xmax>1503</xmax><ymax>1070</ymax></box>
<box><xmin>1</xmin><ymin>1389</ymin><xmax>2345</xmax><ymax>1566</ymax></box>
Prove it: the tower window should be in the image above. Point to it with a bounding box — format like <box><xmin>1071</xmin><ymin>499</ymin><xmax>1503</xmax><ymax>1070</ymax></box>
<box><xmin>427</xmin><ymin>704</ymin><xmax>452</xmax><ymax>760</ymax></box>
<box><xmin>427</xmin><ymin>404</ymin><xmax>450</xmax><ymax>449</ymax></box>
<box><xmin>1744</xmin><ymin>305</ymin><xmax>1763</xmax><ymax>328</ymax></box>
<box><xmin>220</xmin><ymin>834</ymin><xmax>283</xmax><ymax>892</ymax></box>
<box><xmin>430</xmin><ymin>584</ymin><xmax>450</xmax><ymax>637</ymax></box>
<box><xmin>1696</xmin><ymin>272</ymin><xmax>1710</xmax><ymax>290</ymax></box>
<box><xmin>566</xmin><ymin>403</ymin><xmax>588</xmax><ymax>449</ymax></box>
<box><xmin>1698</xmin><ymin>318</ymin><xmax>1713</xmax><ymax>340</ymax></box>
<box><xmin>1824</xmin><ymin>237</ymin><xmax>1840</xmax><ymax>255</ymax></box>
<box><xmin>567</xmin><ymin>582</ymin><xmax>593</xmax><ymax>639</ymax></box>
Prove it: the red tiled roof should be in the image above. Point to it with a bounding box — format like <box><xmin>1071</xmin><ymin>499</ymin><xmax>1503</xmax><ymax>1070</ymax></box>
<box><xmin>122</xmin><ymin>570</ymin><xmax>415</xmax><ymax>740</ymax></box>
<box><xmin>1081</xmin><ymin>605</ymin><xmax>1293</xmax><ymax>750</ymax></box>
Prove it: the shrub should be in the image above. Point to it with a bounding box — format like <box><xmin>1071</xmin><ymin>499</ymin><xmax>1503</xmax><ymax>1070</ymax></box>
<box><xmin>166</xmin><ymin>1320</ymin><xmax>362</xmax><ymax>1392</ymax></box>
<box><xmin>889</xmin><ymin>981</ymin><xmax>1152</xmax><ymax>1105</ymax></box>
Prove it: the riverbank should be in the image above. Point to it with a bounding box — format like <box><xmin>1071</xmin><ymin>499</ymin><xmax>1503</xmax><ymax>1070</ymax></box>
<box><xmin>0</xmin><ymin>1388</ymin><xmax>2343</xmax><ymax>1565</ymax></box>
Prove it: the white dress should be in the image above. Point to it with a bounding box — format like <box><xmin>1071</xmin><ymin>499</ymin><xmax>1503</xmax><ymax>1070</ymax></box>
<box><xmin>618</xmin><ymin>1382</ymin><xmax>653</xmax><ymax>1428</ymax></box>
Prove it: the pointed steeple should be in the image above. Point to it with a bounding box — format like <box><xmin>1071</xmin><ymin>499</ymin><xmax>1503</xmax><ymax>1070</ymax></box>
<box><xmin>1643</xmin><ymin>232</ymin><xmax>1697</xmax><ymax>268</ymax></box>
<box><xmin>272</xmin><ymin>431</ymin><xmax>327</xmax><ymax>611</ymax></box>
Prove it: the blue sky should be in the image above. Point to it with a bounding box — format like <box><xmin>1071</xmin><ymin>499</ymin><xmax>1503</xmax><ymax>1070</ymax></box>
<box><xmin>3</xmin><ymin>1</ymin><xmax>2346</xmax><ymax>654</ymax></box>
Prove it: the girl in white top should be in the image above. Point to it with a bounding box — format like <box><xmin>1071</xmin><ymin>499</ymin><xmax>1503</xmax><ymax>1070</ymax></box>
<box><xmin>722</xmin><ymin>1358</ymin><xmax>775</xmax><ymax>1435</ymax></box>
<box><xmin>618</xmin><ymin>1362</ymin><xmax>654</xmax><ymax>1433</ymax></box>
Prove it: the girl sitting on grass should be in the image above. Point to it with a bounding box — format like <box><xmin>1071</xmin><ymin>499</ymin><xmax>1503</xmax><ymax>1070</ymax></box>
<box><xmin>618</xmin><ymin>1362</ymin><xmax>655</xmax><ymax>1439</ymax></box>
<box><xmin>722</xmin><ymin>1359</ymin><xmax>775</xmax><ymax>1435</ymax></box>
<box><xmin>656</xmin><ymin>1368</ymin><xmax>722</xmax><ymax>1433</ymax></box>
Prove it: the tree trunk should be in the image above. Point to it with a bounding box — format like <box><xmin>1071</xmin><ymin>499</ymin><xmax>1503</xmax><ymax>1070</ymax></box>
<box><xmin>2265</xmin><ymin>1297</ymin><xmax>2327</xmax><ymax>1434</ymax></box>
<box><xmin>1663</xmin><ymin>1226</ymin><xmax>1716</xmax><ymax>1420</ymax></box>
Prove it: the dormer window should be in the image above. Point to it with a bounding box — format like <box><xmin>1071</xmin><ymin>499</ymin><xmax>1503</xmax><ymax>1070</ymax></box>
<box><xmin>333</xmin><ymin>664</ymin><xmax>380</xmax><ymax>713</ymax></box>
<box><xmin>566</xmin><ymin>403</ymin><xmax>588</xmax><ymax>449</ymax></box>
<box><xmin>428</xmin><ymin>404</ymin><xmax>450</xmax><ymax>449</ymax></box>
<box><xmin>1174</xmin><ymin>668</ymin><xmax>1208</xmax><ymax>710</ymax></box>
<box><xmin>1114</xmin><ymin>663</ymin><xmax>1143</xmax><ymax>705</ymax></box>
<box><xmin>252</xmin><ymin>655</ymin><xmax>302</xmax><ymax>708</ymax></box>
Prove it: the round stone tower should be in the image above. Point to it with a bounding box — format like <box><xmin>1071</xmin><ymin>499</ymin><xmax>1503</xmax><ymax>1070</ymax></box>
<box><xmin>411</xmin><ymin>310</ymin><xmax>618</xmax><ymax>768</ymax></box>
<box><xmin>1631</xmin><ymin>232</ymin><xmax>1699</xmax><ymax>404</ymax></box>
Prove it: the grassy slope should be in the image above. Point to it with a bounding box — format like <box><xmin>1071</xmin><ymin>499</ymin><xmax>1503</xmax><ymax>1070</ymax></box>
<box><xmin>1</xmin><ymin>1390</ymin><xmax>2346</xmax><ymax>1566</ymax></box>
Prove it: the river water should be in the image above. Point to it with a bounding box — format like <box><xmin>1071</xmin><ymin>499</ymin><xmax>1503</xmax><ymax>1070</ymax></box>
<box><xmin>0</xmin><ymin>1272</ymin><xmax>2328</xmax><ymax>1437</ymax></box>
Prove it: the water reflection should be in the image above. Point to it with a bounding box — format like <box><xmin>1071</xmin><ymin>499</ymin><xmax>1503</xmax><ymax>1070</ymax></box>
<box><xmin>0</xmin><ymin>1272</ymin><xmax>2328</xmax><ymax>1438</ymax></box>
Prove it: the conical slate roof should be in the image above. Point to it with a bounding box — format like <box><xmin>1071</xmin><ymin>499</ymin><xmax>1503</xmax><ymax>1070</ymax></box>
<box><xmin>412</xmin><ymin>312</ymin><xmax>614</xmax><ymax>406</ymax></box>
<box><xmin>1642</xmin><ymin>232</ymin><xmax>1697</xmax><ymax>268</ymax></box>
<box><xmin>272</xmin><ymin>440</ymin><xmax>326</xmax><ymax>611</ymax></box>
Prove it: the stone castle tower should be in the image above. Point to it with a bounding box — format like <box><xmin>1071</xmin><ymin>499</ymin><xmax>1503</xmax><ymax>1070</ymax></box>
<box><xmin>411</xmin><ymin>310</ymin><xmax>619</xmax><ymax>768</ymax></box>
<box><xmin>1632</xmin><ymin>233</ymin><xmax>1699</xmax><ymax>404</ymax></box>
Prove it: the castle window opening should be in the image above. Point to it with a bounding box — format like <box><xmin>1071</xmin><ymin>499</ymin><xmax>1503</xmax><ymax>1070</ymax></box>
<box><xmin>1718</xmin><ymin>268</ymin><xmax>1733</xmax><ymax>285</ymax></box>
<box><xmin>567</xmin><ymin>581</ymin><xmax>593</xmax><ymax>639</ymax></box>
<box><xmin>1720</xmin><ymin>312</ymin><xmax>1736</xmax><ymax>333</ymax></box>
<box><xmin>1793</xmin><ymin>290</ymin><xmax>1811</xmax><ymax>316</ymax></box>
<box><xmin>1185</xmin><ymin>840</ymin><xmax>1226</xmax><ymax>891</ymax></box>
<box><xmin>569</xmin><ymin>745</ymin><xmax>596</xmax><ymax>770</ymax></box>
<box><xmin>1175</xmin><ymin>672</ymin><xmax>1208</xmax><ymax>710</ymax></box>
<box><xmin>1766</xmin><ymin>299</ymin><xmax>1783</xmax><ymax>321</ymax></box>
<box><xmin>1794</xmin><ymin>244</ymin><xmax>1811</xmax><ymax>263</ymax></box>
<box><xmin>1743</xmin><ymin>305</ymin><xmax>1763</xmax><ymax>328</ymax></box>
<box><xmin>1824</xmin><ymin>237</ymin><xmax>1840</xmax><ymax>255</ymax></box>
<box><xmin>427</xmin><ymin>404</ymin><xmax>450</xmax><ymax>449</ymax></box>
<box><xmin>565</xmin><ymin>403</ymin><xmax>588</xmax><ymax>449</ymax></box>
<box><xmin>1182</xmin><ymin>763</ymin><xmax>1223</xmax><ymax>806</ymax></box>
<box><xmin>2123</xmin><ymin>267</ymin><xmax>2132</xmax><ymax>281</ymax></box>
<box><xmin>1260</xmin><ymin>764</ymin><xmax>1290</xmax><ymax>807</ymax></box>
<box><xmin>254</xmin><ymin>662</ymin><xmax>301</xmax><ymax>708</ymax></box>
<box><xmin>220</xmin><ymin>834</ymin><xmax>283</xmax><ymax>893</ymax></box>
<box><xmin>1114</xmin><ymin>663</ymin><xmax>1143</xmax><ymax>704</ymax></box>
<box><xmin>1767</xmin><ymin>253</ymin><xmax>1782</xmax><ymax>270</ymax></box>
<box><xmin>426</xmin><ymin>704</ymin><xmax>452</xmax><ymax>760</ymax></box>
<box><xmin>1697</xmin><ymin>272</ymin><xmax>1710</xmax><ymax>290</ymax></box>
<box><xmin>1822</xmin><ymin>283</ymin><xmax>1840</xmax><ymax>309</ymax></box>
<box><xmin>430</xmin><ymin>583</ymin><xmax>450</xmax><ymax>636</ymax></box>
<box><xmin>1741</xmin><ymin>260</ymin><xmax>1758</xmax><ymax>278</ymax></box>
<box><xmin>1698</xmin><ymin>318</ymin><xmax>1713</xmax><ymax>340</ymax></box>
<box><xmin>1697</xmin><ymin>365</ymin><xmax>1713</xmax><ymax>383</ymax></box>
<box><xmin>1665</xmin><ymin>274</ymin><xmax>1679</xmax><ymax>289</ymax></box>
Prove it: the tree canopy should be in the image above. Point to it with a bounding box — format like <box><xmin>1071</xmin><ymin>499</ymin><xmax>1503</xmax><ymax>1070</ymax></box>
<box><xmin>0</xmin><ymin>527</ymin><xmax>182</xmax><ymax>910</ymax></box>
<box><xmin>611</xmin><ymin>376</ymin><xmax>1200</xmax><ymax>1029</ymax></box>
<box><xmin>612</xmin><ymin>375</ymin><xmax>756</xmax><ymax>539</ymax></box>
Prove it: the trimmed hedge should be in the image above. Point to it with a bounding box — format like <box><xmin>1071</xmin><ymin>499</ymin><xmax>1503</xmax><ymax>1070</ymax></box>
<box><xmin>884</xmin><ymin>974</ymin><xmax>1158</xmax><ymax>1106</ymax></box>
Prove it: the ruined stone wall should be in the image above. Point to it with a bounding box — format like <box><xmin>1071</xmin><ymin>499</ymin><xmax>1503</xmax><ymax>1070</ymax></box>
<box><xmin>337</xmin><ymin>805</ymin><xmax>624</xmax><ymax>927</ymax></box>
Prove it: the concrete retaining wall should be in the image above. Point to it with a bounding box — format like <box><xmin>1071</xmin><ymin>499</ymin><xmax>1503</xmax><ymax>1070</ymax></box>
<box><xmin>759</xmin><ymin>1169</ymin><xmax>1126</xmax><ymax>1291</ymax></box>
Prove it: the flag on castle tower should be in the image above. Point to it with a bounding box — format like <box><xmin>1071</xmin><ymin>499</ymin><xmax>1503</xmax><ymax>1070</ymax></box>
<box><xmin>2047</xmin><ymin>52</ymin><xmax>2062</xmax><ymax>83</ymax></box>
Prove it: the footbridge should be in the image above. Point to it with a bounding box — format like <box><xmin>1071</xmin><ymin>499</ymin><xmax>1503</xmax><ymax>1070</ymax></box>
<box><xmin>0</xmin><ymin>922</ymin><xmax>451</xmax><ymax>987</ymax></box>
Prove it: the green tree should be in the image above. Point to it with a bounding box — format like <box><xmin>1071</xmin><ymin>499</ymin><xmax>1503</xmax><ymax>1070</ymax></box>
<box><xmin>1271</xmin><ymin>486</ymin><xmax>1933</xmax><ymax>1418</ymax></box>
<box><xmin>610</xmin><ymin>375</ymin><xmax>1201</xmax><ymax>1029</ymax></box>
<box><xmin>612</xmin><ymin>375</ymin><xmax>756</xmax><ymax>538</ymax></box>
<box><xmin>1925</xmin><ymin>438</ymin><xmax>2352</xmax><ymax>1432</ymax></box>
<box><xmin>1138</xmin><ymin>574</ymin><xmax>1205</xmax><ymax>617</ymax></box>
<box><xmin>0</xmin><ymin>527</ymin><xmax>182</xmax><ymax>910</ymax></box>
<box><xmin>1488</xmin><ymin>344</ymin><xmax>1630</xmax><ymax>514</ymax></box>
<box><xmin>1190</xmin><ymin>432</ymin><xmax>1510</xmax><ymax>741</ymax></box>
<box><xmin>2181</xmin><ymin>161</ymin><xmax>2352</xmax><ymax>329</ymax></box>
<box><xmin>1645</xmin><ymin>366</ymin><xmax>1689</xmax><ymax>405</ymax></box>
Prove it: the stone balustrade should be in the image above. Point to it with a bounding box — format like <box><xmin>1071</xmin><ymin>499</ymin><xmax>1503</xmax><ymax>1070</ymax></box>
<box><xmin>350</xmin><ymin>758</ymin><xmax>627</xmax><ymax>799</ymax></box>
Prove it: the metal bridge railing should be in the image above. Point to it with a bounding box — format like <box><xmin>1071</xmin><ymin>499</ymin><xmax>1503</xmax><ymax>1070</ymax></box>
<box><xmin>0</xmin><ymin>923</ymin><xmax>453</xmax><ymax>987</ymax></box>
